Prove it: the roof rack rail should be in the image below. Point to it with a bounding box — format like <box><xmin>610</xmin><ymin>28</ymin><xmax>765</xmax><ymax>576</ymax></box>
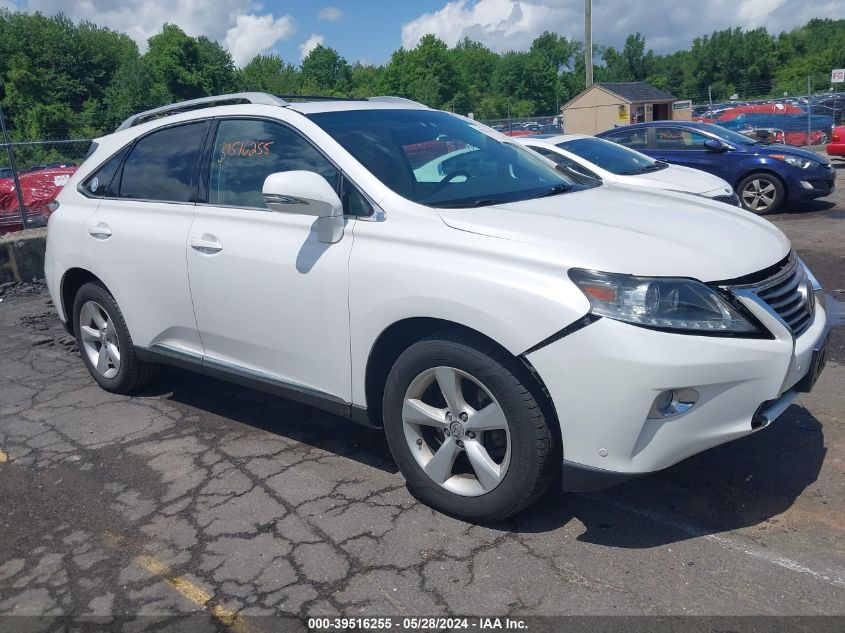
<box><xmin>367</xmin><ymin>96</ymin><xmax>429</xmax><ymax>108</ymax></box>
<box><xmin>116</xmin><ymin>92</ymin><xmax>287</xmax><ymax>131</ymax></box>
<box><xmin>276</xmin><ymin>95</ymin><xmax>360</xmax><ymax>102</ymax></box>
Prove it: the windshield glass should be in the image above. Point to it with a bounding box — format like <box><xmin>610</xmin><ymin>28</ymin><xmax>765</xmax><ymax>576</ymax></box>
<box><xmin>695</xmin><ymin>123</ymin><xmax>757</xmax><ymax>146</ymax></box>
<box><xmin>557</xmin><ymin>137</ymin><xmax>662</xmax><ymax>175</ymax></box>
<box><xmin>307</xmin><ymin>109</ymin><xmax>574</xmax><ymax>208</ymax></box>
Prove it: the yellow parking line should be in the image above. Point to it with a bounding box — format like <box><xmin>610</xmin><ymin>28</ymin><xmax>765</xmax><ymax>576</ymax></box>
<box><xmin>136</xmin><ymin>555</ymin><xmax>252</xmax><ymax>633</ymax></box>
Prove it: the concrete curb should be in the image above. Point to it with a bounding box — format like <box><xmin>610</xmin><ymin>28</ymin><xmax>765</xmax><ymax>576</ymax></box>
<box><xmin>0</xmin><ymin>228</ymin><xmax>47</xmax><ymax>284</ymax></box>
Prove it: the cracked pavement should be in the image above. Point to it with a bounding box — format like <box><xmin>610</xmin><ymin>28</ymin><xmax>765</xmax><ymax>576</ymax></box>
<box><xmin>1</xmin><ymin>168</ymin><xmax>844</xmax><ymax>626</ymax></box>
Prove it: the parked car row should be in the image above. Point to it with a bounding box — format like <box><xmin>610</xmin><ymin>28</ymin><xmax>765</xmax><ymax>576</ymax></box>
<box><xmin>45</xmin><ymin>93</ymin><xmax>829</xmax><ymax>521</ymax></box>
<box><xmin>694</xmin><ymin>95</ymin><xmax>845</xmax><ymax>145</ymax></box>
<box><xmin>595</xmin><ymin>121</ymin><xmax>835</xmax><ymax>214</ymax></box>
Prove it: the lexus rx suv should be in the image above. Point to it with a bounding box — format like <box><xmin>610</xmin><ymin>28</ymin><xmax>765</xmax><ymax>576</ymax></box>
<box><xmin>46</xmin><ymin>94</ymin><xmax>830</xmax><ymax>521</ymax></box>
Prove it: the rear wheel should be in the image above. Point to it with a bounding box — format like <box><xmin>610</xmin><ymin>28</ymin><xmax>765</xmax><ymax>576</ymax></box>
<box><xmin>738</xmin><ymin>173</ymin><xmax>785</xmax><ymax>214</ymax></box>
<box><xmin>73</xmin><ymin>282</ymin><xmax>158</xmax><ymax>393</ymax></box>
<box><xmin>382</xmin><ymin>332</ymin><xmax>556</xmax><ymax>522</ymax></box>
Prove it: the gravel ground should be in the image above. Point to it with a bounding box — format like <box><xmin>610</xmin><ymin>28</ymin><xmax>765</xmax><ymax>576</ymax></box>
<box><xmin>0</xmin><ymin>167</ymin><xmax>843</xmax><ymax>629</ymax></box>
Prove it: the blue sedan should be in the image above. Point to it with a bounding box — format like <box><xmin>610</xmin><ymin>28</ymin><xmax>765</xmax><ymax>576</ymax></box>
<box><xmin>596</xmin><ymin>121</ymin><xmax>835</xmax><ymax>213</ymax></box>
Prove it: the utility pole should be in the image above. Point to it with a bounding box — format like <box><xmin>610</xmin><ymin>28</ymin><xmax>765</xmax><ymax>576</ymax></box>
<box><xmin>0</xmin><ymin>106</ymin><xmax>29</xmax><ymax>230</ymax></box>
<box><xmin>584</xmin><ymin>0</ymin><xmax>593</xmax><ymax>87</ymax></box>
<box><xmin>807</xmin><ymin>75</ymin><xmax>812</xmax><ymax>146</ymax></box>
<box><xmin>708</xmin><ymin>85</ymin><xmax>713</xmax><ymax>110</ymax></box>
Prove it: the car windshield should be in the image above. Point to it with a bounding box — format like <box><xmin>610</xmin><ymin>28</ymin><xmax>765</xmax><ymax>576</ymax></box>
<box><xmin>557</xmin><ymin>137</ymin><xmax>664</xmax><ymax>175</ymax></box>
<box><xmin>306</xmin><ymin>109</ymin><xmax>574</xmax><ymax>208</ymax></box>
<box><xmin>694</xmin><ymin>123</ymin><xmax>758</xmax><ymax>146</ymax></box>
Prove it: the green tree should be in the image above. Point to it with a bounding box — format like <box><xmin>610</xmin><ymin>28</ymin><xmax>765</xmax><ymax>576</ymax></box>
<box><xmin>447</xmin><ymin>38</ymin><xmax>498</xmax><ymax>112</ymax></box>
<box><xmin>237</xmin><ymin>55</ymin><xmax>300</xmax><ymax>94</ymax></box>
<box><xmin>383</xmin><ymin>35</ymin><xmax>457</xmax><ymax>108</ymax></box>
<box><xmin>300</xmin><ymin>45</ymin><xmax>351</xmax><ymax>94</ymax></box>
<box><xmin>349</xmin><ymin>63</ymin><xmax>385</xmax><ymax>97</ymax></box>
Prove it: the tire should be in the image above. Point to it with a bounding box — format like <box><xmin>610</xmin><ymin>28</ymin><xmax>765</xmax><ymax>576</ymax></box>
<box><xmin>382</xmin><ymin>331</ymin><xmax>556</xmax><ymax>522</ymax></box>
<box><xmin>737</xmin><ymin>172</ymin><xmax>785</xmax><ymax>214</ymax></box>
<box><xmin>72</xmin><ymin>281</ymin><xmax>159</xmax><ymax>393</ymax></box>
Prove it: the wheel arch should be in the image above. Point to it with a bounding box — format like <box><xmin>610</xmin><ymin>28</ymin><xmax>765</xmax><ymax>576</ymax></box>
<box><xmin>735</xmin><ymin>168</ymin><xmax>789</xmax><ymax>198</ymax></box>
<box><xmin>60</xmin><ymin>268</ymin><xmax>104</xmax><ymax>332</ymax></box>
<box><xmin>363</xmin><ymin>317</ymin><xmax>560</xmax><ymax>443</ymax></box>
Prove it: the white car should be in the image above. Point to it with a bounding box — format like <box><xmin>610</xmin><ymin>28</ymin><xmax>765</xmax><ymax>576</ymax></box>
<box><xmin>45</xmin><ymin>94</ymin><xmax>829</xmax><ymax>521</ymax></box>
<box><xmin>516</xmin><ymin>134</ymin><xmax>740</xmax><ymax>205</ymax></box>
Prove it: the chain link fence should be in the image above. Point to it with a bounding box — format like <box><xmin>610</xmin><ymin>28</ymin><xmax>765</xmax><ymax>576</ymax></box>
<box><xmin>691</xmin><ymin>90</ymin><xmax>843</xmax><ymax>148</ymax></box>
<box><xmin>477</xmin><ymin>116</ymin><xmax>563</xmax><ymax>136</ymax></box>
<box><xmin>1</xmin><ymin>130</ymin><xmax>92</xmax><ymax>235</ymax></box>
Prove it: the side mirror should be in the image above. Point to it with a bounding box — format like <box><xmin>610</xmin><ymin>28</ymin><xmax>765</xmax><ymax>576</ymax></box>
<box><xmin>262</xmin><ymin>170</ymin><xmax>344</xmax><ymax>243</ymax></box>
<box><xmin>703</xmin><ymin>138</ymin><xmax>727</xmax><ymax>152</ymax></box>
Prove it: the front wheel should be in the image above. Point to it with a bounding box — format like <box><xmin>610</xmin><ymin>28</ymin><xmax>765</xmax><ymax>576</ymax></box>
<box><xmin>738</xmin><ymin>173</ymin><xmax>785</xmax><ymax>214</ymax></box>
<box><xmin>382</xmin><ymin>332</ymin><xmax>556</xmax><ymax>522</ymax></box>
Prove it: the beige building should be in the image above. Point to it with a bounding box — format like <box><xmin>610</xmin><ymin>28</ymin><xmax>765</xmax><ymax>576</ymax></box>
<box><xmin>562</xmin><ymin>82</ymin><xmax>681</xmax><ymax>135</ymax></box>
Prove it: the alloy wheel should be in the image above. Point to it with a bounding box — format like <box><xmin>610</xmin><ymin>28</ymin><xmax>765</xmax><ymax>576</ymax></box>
<box><xmin>78</xmin><ymin>300</ymin><xmax>121</xmax><ymax>379</ymax></box>
<box><xmin>741</xmin><ymin>178</ymin><xmax>777</xmax><ymax>212</ymax></box>
<box><xmin>401</xmin><ymin>366</ymin><xmax>511</xmax><ymax>497</ymax></box>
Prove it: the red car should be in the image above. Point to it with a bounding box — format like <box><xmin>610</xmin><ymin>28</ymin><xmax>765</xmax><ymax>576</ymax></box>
<box><xmin>0</xmin><ymin>165</ymin><xmax>77</xmax><ymax>234</ymax></box>
<box><xmin>827</xmin><ymin>125</ymin><xmax>845</xmax><ymax>159</ymax></box>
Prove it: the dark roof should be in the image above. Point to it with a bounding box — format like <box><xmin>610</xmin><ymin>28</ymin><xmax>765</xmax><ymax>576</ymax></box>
<box><xmin>595</xmin><ymin>82</ymin><xmax>677</xmax><ymax>103</ymax></box>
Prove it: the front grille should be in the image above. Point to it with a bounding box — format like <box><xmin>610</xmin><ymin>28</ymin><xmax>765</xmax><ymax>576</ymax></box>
<box><xmin>713</xmin><ymin>193</ymin><xmax>740</xmax><ymax>206</ymax></box>
<box><xmin>737</xmin><ymin>255</ymin><xmax>815</xmax><ymax>336</ymax></box>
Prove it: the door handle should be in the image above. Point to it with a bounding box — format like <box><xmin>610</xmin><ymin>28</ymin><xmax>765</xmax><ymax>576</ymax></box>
<box><xmin>190</xmin><ymin>236</ymin><xmax>223</xmax><ymax>255</ymax></box>
<box><xmin>87</xmin><ymin>224</ymin><xmax>112</xmax><ymax>239</ymax></box>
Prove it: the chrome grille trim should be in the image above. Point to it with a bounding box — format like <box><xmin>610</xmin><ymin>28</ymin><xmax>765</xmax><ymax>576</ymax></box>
<box><xmin>713</xmin><ymin>193</ymin><xmax>741</xmax><ymax>207</ymax></box>
<box><xmin>726</xmin><ymin>253</ymin><xmax>815</xmax><ymax>337</ymax></box>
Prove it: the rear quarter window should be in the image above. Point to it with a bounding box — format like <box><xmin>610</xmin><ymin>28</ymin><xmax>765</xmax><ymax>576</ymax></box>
<box><xmin>118</xmin><ymin>121</ymin><xmax>209</xmax><ymax>203</ymax></box>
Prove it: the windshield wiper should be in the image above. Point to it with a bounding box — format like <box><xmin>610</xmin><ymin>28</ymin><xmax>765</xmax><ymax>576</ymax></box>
<box><xmin>530</xmin><ymin>183</ymin><xmax>571</xmax><ymax>199</ymax></box>
<box><xmin>635</xmin><ymin>162</ymin><xmax>669</xmax><ymax>174</ymax></box>
<box><xmin>436</xmin><ymin>198</ymin><xmax>508</xmax><ymax>208</ymax></box>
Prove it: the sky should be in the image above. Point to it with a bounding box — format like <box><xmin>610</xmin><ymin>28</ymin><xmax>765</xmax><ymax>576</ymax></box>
<box><xmin>2</xmin><ymin>0</ymin><xmax>843</xmax><ymax>67</ymax></box>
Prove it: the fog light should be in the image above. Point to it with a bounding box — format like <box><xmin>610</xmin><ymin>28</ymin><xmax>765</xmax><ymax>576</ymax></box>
<box><xmin>648</xmin><ymin>388</ymin><xmax>699</xmax><ymax>419</ymax></box>
<box><xmin>799</xmin><ymin>180</ymin><xmax>814</xmax><ymax>190</ymax></box>
<box><xmin>654</xmin><ymin>390</ymin><xmax>673</xmax><ymax>412</ymax></box>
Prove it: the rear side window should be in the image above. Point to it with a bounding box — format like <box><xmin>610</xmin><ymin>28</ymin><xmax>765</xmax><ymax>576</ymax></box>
<box><xmin>208</xmin><ymin>119</ymin><xmax>339</xmax><ymax>209</ymax></box>
<box><xmin>118</xmin><ymin>122</ymin><xmax>208</xmax><ymax>202</ymax></box>
<box><xmin>82</xmin><ymin>146</ymin><xmax>129</xmax><ymax>197</ymax></box>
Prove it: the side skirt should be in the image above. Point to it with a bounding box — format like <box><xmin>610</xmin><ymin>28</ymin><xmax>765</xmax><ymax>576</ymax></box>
<box><xmin>135</xmin><ymin>345</ymin><xmax>380</xmax><ymax>429</ymax></box>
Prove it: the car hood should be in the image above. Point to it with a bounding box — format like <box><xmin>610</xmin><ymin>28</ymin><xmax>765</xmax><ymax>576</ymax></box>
<box><xmin>436</xmin><ymin>184</ymin><xmax>790</xmax><ymax>282</ymax></box>
<box><xmin>756</xmin><ymin>144</ymin><xmax>830</xmax><ymax>164</ymax></box>
<box><xmin>626</xmin><ymin>163</ymin><xmax>731</xmax><ymax>195</ymax></box>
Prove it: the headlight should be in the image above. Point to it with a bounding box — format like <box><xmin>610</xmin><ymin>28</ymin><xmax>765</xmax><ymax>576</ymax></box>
<box><xmin>772</xmin><ymin>154</ymin><xmax>814</xmax><ymax>169</ymax></box>
<box><xmin>568</xmin><ymin>269</ymin><xmax>758</xmax><ymax>334</ymax></box>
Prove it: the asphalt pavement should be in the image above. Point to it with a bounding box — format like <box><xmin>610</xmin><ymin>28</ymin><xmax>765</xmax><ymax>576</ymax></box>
<box><xmin>1</xmin><ymin>166</ymin><xmax>844</xmax><ymax>628</ymax></box>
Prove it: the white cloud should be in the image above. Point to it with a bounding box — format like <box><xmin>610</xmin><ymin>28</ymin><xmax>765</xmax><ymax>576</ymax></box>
<box><xmin>27</xmin><ymin>0</ymin><xmax>250</xmax><ymax>49</ymax></box>
<box><xmin>225</xmin><ymin>13</ymin><xmax>296</xmax><ymax>66</ymax></box>
<box><xmin>299</xmin><ymin>33</ymin><xmax>324</xmax><ymax>58</ymax></box>
<box><xmin>317</xmin><ymin>6</ymin><xmax>343</xmax><ymax>21</ymax></box>
<box><xmin>402</xmin><ymin>0</ymin><xmax>843</xmax><ymax>54</ymax></box>
<box><xmin>24</xmin><ymin>0</ymin><xmax>295</xmax><ymax>65</ymax></box>
<box><xmin>402</xmin><ymin>0</ymin><xmax>575</xmax><ymax>52</ymax></box>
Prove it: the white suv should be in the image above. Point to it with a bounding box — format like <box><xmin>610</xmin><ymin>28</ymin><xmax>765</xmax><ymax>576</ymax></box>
<box><xmin>45</xmin><ymin>93</ymin><xmax>830</xmax><ymax>521</ymax></box>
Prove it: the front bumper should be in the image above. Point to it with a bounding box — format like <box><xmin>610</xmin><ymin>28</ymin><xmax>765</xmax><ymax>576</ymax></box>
<box><xmin>526</xmin><ymin>302</ymin><xmax>828</xmax><ymax>488</ymax></box>
<box><xmin>785</xmin><ymin>165</ymin><xmax>836</xmax><ymax>201</ymax></box>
